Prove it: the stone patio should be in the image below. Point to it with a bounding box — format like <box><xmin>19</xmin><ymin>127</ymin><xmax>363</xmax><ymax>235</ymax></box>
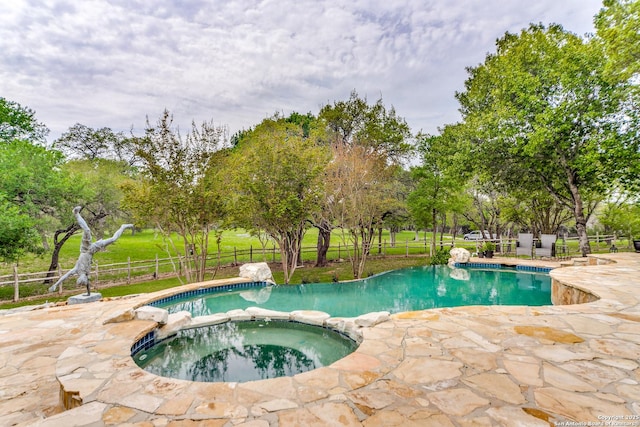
<box><xmin>1</xmin><ymin>253</ymin><xmax>639</xmax><ymax>426</ymax></box>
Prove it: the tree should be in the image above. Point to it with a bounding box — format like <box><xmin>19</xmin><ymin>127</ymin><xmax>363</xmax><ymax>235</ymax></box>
<box><xmin>0</xmin><ymin>97</ymin><xmax>49</xmax><ymax>144</ymax></box>
<box><xmin>0</xmin><ymin>194</ymin><xmax>39</xmax><ymax>262</ymax></box>
<box><xmin>326</xmin><ymin>144</ymin><xmax>396</xmax><ymax>279</ymax></box>
<box><xmin>122</xmin><ymin>110</ymin><xmax>229</xmax><ymax>283</ymax></box>
<box><xmin>408</xmin><ymin>131</ymin><xmax>468</xmax><ymax>254</ymax></box>
<box><xmin>227</xmin><ymin>118</ymin><xmax>329</xmax><ymax>283</ymax></box>
<box><xmin>43</xmin><ymin>158</ymin><xmax>135</xmax><ymax>283</ymax></box>
<box><xmin>0</xmin><ymin>98</ymin><xmax>93</xmax><ymax>272</ymax></box>
<box><xmin>0</xmin><ymin>139</ymin><xmax>85</xmax><ymax>253</ymax></box>
<box><xmin>499</xmin><ymin>190</ymin><xmax>574</xmax><ymax>236</ymax></box>
<box><xmin>54</xmin><ymin>123</ymin><xmax>141</xmax><ymax>166</ymax></box>
<box><xmin>456</xmin><ymin>24</ymin><xmax>640</xmax><ymax>256</ymax></box>
<box><xmin>319</xmin><ymin>90</ymin><xmax>412</xmax><ymax>159</ymax></box>
<box><xmin>315</xmin><ymin>91</ymin><xmax>412</xmax><ymax>268</ymax></box>
<box><xmin>599</xmin><ymin>195</ymin><xmax>640</xmax><ymax>244</ymax></box>
<box><xmin>595</xmin><ymin>0</ymin><xmax>640</xmax><ymax>81</ymax></box>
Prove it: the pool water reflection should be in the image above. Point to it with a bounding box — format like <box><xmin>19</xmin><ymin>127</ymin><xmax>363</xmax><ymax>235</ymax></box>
<box><xmin>134</xmin><ymin>320</ymin><xmax>358</xmax><ymax>382</ymax></box>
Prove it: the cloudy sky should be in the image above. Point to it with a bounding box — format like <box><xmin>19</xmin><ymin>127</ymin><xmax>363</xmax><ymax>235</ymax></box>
<box><xmin>1</xmin><ymin>0</ymin><xmax>603</xmax><ymax>143</ymax></box>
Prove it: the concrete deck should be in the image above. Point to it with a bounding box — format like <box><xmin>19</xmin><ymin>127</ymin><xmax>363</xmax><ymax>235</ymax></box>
<box><xmin>1</xmin><ymin>253</ymin><xmax>639</xmax><ymax>426</ymax></box>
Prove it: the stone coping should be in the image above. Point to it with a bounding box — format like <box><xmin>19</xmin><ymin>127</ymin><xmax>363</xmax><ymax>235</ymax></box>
<box><xmin>2</xmin><ymin>253</ymin><xmax>640</xmax><ymax>426</ymax></box>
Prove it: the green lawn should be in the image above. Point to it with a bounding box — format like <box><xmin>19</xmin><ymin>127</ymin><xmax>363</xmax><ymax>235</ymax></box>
<box><xmin>1</xmin><ymin>228</ymin><xmax>434</xmax><ymax>274</ymax></box>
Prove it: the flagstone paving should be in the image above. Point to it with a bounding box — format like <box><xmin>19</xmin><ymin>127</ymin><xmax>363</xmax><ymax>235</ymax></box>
<box><xmin>1</xmin><ymin>253</ymin><xmax>639</xmax><ymax>426</ymax></box>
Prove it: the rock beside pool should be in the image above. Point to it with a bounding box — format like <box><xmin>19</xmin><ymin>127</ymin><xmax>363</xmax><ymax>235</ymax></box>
<box><xmin>290</xmin><ymin>310</ymin><xmax>331</xmax><ymax>326</ymax></box>
<box><xmin>449</xmin><ymin>247</ymin><xmax>471</xmax><ymax>264</ymax></box>
<box><xmin>135</xmin><ymin>306</ymin><xmax>169</xmax><ymax>325</ymax></box>
<box><xmin>239</xmin><ymin>262</ymin><xmax>275</xmax><ymax>284</ymax></box>
<box><xmin>355</xmin><ymin>311</ymin><xmax>390</xmax><ymax>327</ymax></box>
<box><xmin>245</xmin><ymin>307</ymin><xmax>290</xmax><ymax>320</ymax></box>
<box><xmin>157</xmin><ymin>311</ymin><xmax>192</xmax><ymax>340</ymax></box>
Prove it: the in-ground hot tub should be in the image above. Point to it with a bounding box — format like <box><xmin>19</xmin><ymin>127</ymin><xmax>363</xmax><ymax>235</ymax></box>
<box><xmin>132</xmin><ymin>319</ymin><xmax>359</xmax><ymax>383</ymax></box>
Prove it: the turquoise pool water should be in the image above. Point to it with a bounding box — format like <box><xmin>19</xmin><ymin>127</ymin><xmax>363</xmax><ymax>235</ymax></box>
<box><xmin>157</xmin><ymin>265</ymin><xmax>552</xmax><ymax>318</ymax></box>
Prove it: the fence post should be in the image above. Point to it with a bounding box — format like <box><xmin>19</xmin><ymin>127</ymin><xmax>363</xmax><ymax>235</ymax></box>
<box><xmin>234</xmin><ymin>247</ymin><xmax>238</xmax><ymax>265</ymax></box>
<box><xmin>127</xmin><ymin>257</ymin><xmax>131</xmax><ymax>284</ymax></box>
<box><xmin>13</xmin><ymin>265</ymin><xmax>19</xmax><ymax>302</ymax></box>
<box><xmin>155</xmin><ymin>254</ymin><xmax>159</xmax><ymax>279</ymax></box>
<box><xmin>338</xmin><ymin>243</ymin><xmax>341</xmax><ymax>259</ymax></box>
<box><xmin>250</xmin><ymin>245</ymin><xmax>253</xmax><ymax>263</ymax></box>
<box><xmin>406</xmin><ymin>239</ymin><xmax>409</xmax><ymax>257</ymax></box>
<box><xmin>58</xmin><ymin>265</ymin><xmax>63</xmax><ymax>294</ymax></box>
<box><xmin>95</xmin><ymin>262</ymin><xmax>99</xmax><ymax>286</ymax></box>
<box><xmin>272</xmin><ymin>245</ymin><xmax>276</xmax><ymax>263</ymax></box>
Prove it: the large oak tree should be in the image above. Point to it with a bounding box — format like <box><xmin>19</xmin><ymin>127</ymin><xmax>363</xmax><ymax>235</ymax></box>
<box><xmin>456</xmin><ymin>24</ymin><xmax>640</xmax><ymax>256</ymax></box>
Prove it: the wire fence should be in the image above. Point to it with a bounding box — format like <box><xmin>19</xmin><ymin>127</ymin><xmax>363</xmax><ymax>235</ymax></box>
<box><xmin>0</xmin><ymin>233</ymin><xmax>627</xmax><ymax>303</ymax></box>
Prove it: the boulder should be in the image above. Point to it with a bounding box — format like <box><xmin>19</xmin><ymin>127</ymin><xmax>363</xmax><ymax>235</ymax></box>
<box><xmin>227</xmin><ymin>309</ymin><xmax>252</xmax><ymax>321</ymax></box>
<box><xmin>449</xmin><ymin>247</ymin><xmax>471</xmax><ymax>264</ymax></box>
<box><xmin>156</xmin><ymin>311</ymin><xmax>192</xmax><ymax>340</ymax></box>
<box><xmin>355</xmin><ymin>311</ymin><xmax>390</xmax><ymax>327</ymax></box>
<box><xmin>290</xmin><ymin>310</ymin><xmax>331</xmax><ymax>326</ymax></box>
<box><xmin>239</xmin><ymin>262</ymin><xmax>275</xmax><ymax>283</ymax></box>
<box><xmin>135</xmin><ymin>306</ymin><xmax>169</xmax><ymax>325</ymax></box>
<box><xmin>245</xmin><ymin>307</ymin><xmax>290</xmax><ymax>320</ymax></box>
<box><xmin>103</xmin><ymin>308</ymin><xmax>135</xmax><ymax>324</ymax></box>
<box><xmin>188</xmin><ymin>313</ymin><xmax>230</xmax><ymax>329</ymax></box>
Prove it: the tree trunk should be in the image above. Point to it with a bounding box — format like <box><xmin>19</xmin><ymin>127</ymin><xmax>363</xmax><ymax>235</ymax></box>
<box><xmin>44</xmin><ymin>224</ymin><xmax>80</xmax><ymax>284</ymax></box>
<box><xmin>431</xmin><ymin>208</ymin><xmax>437</xmax><ymax>255</ymax></box>
<box><xmin>567</xmin><ymin>174</ymin><xmax>591</xmax><ymax>256</ymax></box>
<box><xmin>315</xmin><ymin>219</ymin><xmax>332</xmax><ymax>267</ymax></box>
<box><xmin>439</xmin><ymin>212</ymin><xmax>446</xmax><ymax>249</ymax></box>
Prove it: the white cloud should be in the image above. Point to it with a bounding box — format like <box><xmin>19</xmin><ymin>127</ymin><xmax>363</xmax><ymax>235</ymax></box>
<box><xmin>0</xmin><ymin>0</ymin><xmax>603</xmax><ymax>141</ymax></box>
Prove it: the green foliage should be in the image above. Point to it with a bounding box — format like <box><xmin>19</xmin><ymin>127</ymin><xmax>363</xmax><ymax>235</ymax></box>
<box><xmin>318</xmin><ymin>91</ymin><xmax>413</xmax><ymax>278</ymax></box>
<box><xmin>0</xmin><ymin>139</ymin><xmax>84</xmax><ymax>249</ymax></box>
<box><xmin>408</xmin><ymin>132</ymin><xmax>469</xmax><ymax>229</ymax></box>
<box><xmin>122</xmin><ymin>110</ymin><xmax>229</xmax><ymax>282</ymax></box>
<box><xmin>482</xmin><ymin>241</ymin><xmax>496</xmax><ymax>252</ymax></box>
<box><xmin>63</xmin><ymin>159</ymin><xmax>135</xmax><ymax>233</ymax></box>
<box><xmin>599</xmin><ymin>201</ymin><xmax>640</xmax><ymax>239</ymax></box>
<box><xmin>0</xmin><ymin>97</ymin><xmax>49</xmax><ymax>144</ymax></box>
<box><xmin>54</xmin><ymin>123</ymin><xmax>139</xmax><ymax>165</ymax></box>
<box><xmin>0</xmin><ymin>195</ymin><xmax>40</xmax><ymax>262</ymax></box>
<box><xmin>318</xmin><ymin>90</ymin><xmax>412</xmax><ymax>161</ymax></box>
<box><xmin>595</xmin><ymin>0</ymin><xmax>640</xmax><ymax>81</ymax></box>
<box><xmin>227</xmin><ymin>117</ymin><xmax>330</xmax><ymax>283</ymax></box>
<box><xmin>429</xmin><ymin>248</ymin><xmax>451</xmax><ymax>265</ymax></box>
<box><xmin>456</xmin><ymin>23</ymin><xmax>640</xmax><ymax>255</ymax></box>
<box><xmin>499</xmin><ymin>190</ymin><xmax>573</xmax><ymax>235</ymax></box>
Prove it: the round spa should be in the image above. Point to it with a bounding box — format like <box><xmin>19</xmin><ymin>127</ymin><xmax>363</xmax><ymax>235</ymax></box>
<box><xmin>133</xmin><ymin>320</ymin><xmax>359</xmax><ymax>383</ymax></box>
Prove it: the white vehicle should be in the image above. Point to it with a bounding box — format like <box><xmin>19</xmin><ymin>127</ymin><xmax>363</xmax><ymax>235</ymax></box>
<box><xmin>463</xmin><ymin>230</ymin><xmax>490</xmax><ymax>240</ymax></box>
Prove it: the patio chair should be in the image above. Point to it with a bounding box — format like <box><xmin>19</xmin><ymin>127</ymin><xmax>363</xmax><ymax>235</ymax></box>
<box><xmin>536</xmin><ymin>234</ymin><xmax>557</xmax><ymax>258</ymax></box>
<box><xmin>516</xmin><ymin>233</ymin><xmax>534</xmax><ymax>258</ymax></box>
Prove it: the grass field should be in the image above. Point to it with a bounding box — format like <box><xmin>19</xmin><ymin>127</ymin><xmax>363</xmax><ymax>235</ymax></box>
<box><xmin>2</xmin><ymin>228</ymin><xmax>436</xmax><ymax>273</ymax></box>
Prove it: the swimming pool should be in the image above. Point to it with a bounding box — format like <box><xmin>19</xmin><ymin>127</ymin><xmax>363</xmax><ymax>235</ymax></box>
<box><xmin>154</xmin><ymin>265</ymin><xmax>551</xmax><ymax>318</ymax></box>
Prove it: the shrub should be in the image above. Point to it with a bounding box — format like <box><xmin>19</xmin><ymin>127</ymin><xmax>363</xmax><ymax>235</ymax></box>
<box><xmin>429</xmin><ymin>248</ymin><xmax>451</xmax><ymax>265</ymax></box>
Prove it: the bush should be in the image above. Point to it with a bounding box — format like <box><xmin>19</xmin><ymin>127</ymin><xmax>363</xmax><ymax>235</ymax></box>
<box><xmin>482</xmin><ymin>241</ymin><xmax>496</xmax><ymax>252</ymax></box>
<box><xmin>429</xmin><ymin>248</ymin><xmax>451</xmax><ymax>265</ymax></box>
